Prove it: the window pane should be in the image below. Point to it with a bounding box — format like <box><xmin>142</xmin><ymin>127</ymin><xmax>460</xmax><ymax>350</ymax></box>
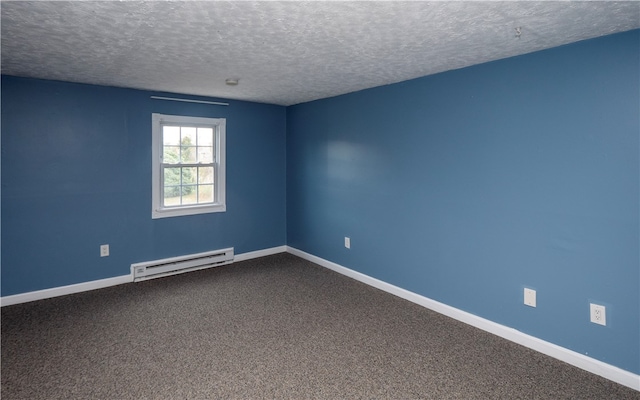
<box><xmin>197</xmin><ymin>127</ymin><xmax>213</xmax><ymax>146</ymax></box>
<box><xmin>180</xmin><ymin>127</ymin><xmax>197</xmax><ymax>163</ymax></box>
<box><xmin>198</xmin><ymin>167</ymin><xmax>214</xmax><ymax>184</ymax></box>
<box><xmin>181</xmin><ymin>127</ymin><xmax>196</xmax><ymax>145</ymax></box>
<box><xmin>197</xmin><ymin>146</ymin><xmax>213</xmax><ymax>163</ymax></box>
<box><xmin>163</xmin><ymin>126</ymin><xmax>180</xmax><ymax>145</ymax></box>
<box><xmin>164</xmin><ymin>167</ymin><xmax>181</xmax><ymax>186</ymax></box>
<box><xmin>163</xmin><ymin>146</ymin><xmax>180</xmax><ymax>163</ymax></box>
<box><xmin>182</xmin><ymin>186</ymin><xmax>197</xmax><ymax>205</ymax></box>
<box><xmin>164</xmin><ymin>187</ymin><xmax>181</xmax><ymax>206</ymax></box>
<box><xmin>181</xmin><ymin>146</ymin><xmax>196</xmax><ymax>163</ymax></box>
<box><xmin>182</xmin><ymin>167</ymin><xmax>196</xmax><ymax>185</ymax></box>
<box><xmin>198</xmin><ymin>184</ymin><xmax>214</xmax><ymax>203</ymax></box>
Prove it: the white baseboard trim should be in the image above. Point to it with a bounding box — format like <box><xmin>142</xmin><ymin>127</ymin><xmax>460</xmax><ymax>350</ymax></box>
<box><xmin>286</xmin><ymin>246</ymin><xmax>640</xmax><ymax>391</ymax></box>
<box><xmin>0</xmin><ymin>245</ymin><xmax>288</xmax><ymax>307</ymax></box>
<box><xmin>0</xmin><ymin>274</ymin><xmax>133</xmax><ymax>307</ymax></box>
<box><xmin>234</xmin><ymin>245</ymin><xmax>287</xmax><ymax>262</ymax></box>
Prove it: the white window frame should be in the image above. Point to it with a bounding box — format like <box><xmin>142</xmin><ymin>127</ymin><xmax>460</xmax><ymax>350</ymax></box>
<box><xmin>152</xmin><ymin>113</ymin><xmax>226</xmax><ymax>219</ymax></box>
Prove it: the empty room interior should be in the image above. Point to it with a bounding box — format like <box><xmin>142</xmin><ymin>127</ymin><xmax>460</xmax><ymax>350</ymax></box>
<box><xmin>1</xmin><ymin>1</ymin><xmax>639</xmax><ymax>398</ymax></box>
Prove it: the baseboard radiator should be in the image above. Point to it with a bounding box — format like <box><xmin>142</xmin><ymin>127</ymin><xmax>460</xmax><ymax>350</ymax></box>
<box><xmin>131</xmin><ymin>248</ymin><xmax>234</xmax><ymax>282</ymax></box>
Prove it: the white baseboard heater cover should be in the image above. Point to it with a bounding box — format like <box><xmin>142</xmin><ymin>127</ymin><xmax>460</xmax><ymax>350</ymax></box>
<box><xmin>131</xmin><ymin>248</ymin><xmax>234</xmax><ymax>282</ymax></box>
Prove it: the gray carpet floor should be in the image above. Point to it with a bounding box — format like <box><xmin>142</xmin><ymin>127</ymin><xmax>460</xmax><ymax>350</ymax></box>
<box><xmin>2</xmin><ymin>253</ymin><xmax>638</xmax><ymax>399</ymax></box>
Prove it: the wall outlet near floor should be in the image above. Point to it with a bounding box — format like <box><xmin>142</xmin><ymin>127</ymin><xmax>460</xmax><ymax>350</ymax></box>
<box><xmin>100</xmin><ymin>244</ymin><xmax>110</xmax><ymax>257</ymax></box>
<box><xmin>590</xmin><ymin>303</ymin><xmax>606</xmax><ymax>326</ymax></box>
<box><xmin>344</xmin><ymin>237</ymin><xmax>350</xmax><ymax>249</ymax></box>
<box><xmin>524</xmin><ymin>288</ymin><xmax>536</xmax><ymax>307</ymax></box>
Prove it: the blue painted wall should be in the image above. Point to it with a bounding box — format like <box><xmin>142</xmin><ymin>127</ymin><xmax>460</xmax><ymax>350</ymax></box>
<box><xmin>287</xmin><ymin>30</ymin><xmax>639</xmax><ymax>374</ymax></box>
<box><xmin>1</xmin><ymin>77</ymin><xmax>287</xmax><ymax>296</ymax></box>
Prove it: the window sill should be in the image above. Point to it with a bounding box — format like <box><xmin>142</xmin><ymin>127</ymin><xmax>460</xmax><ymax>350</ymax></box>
<box><xmin>152</xmin><ymin>203</ymin><xmax>226</xmax><ymax>219</ymax></box>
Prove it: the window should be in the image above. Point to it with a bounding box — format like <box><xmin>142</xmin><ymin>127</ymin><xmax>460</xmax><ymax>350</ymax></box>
<box><xmin>152</xmin><ymin>113</ymin><xmax>226</xmax><ymax>218</ymax></box>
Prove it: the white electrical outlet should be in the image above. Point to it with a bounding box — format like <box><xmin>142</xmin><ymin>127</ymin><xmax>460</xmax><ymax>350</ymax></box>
<box><xmin>590</xmin><ymin>303</ymin><xmax>606</xmax><ymax>326</ymax></box>
<box><xmin>100</xmin><ymin>244</ymin><xmax>110</xmax><ymax>257</ymax></box>
<box><xmin>344</xmin><ymin>237</ymin><xmax>351</xmax><ymax>249</ymax></box>
<box><xmin>524</xmin><ymin>288</ymin><xmax>536</xmax><ymax>307</ymax></box>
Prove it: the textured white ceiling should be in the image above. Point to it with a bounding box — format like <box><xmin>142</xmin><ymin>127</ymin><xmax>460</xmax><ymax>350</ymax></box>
<box><xmin>2</xmin><ymin>1</ymin><xmax>639</xmax><ymax>106</ymax></box>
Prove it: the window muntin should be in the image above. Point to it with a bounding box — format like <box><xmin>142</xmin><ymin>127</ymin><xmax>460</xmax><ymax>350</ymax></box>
<box><xmin>152</xmin><ymin>114</ymin><xmax>226</xmax><ymax>219</ymax></box>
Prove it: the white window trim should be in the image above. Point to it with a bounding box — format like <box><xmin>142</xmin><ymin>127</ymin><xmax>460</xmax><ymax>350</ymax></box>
<box><xmin>152</xmin><ymin>113</ymin><xmax>226</xmax><ymax>219</ymax></box>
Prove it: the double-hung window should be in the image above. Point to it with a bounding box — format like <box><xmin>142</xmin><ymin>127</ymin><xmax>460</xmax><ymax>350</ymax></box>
<box><xmin>152</xmin><ymin>113</ymin><xmax>226</xmax><ymax>218</ymax></box>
